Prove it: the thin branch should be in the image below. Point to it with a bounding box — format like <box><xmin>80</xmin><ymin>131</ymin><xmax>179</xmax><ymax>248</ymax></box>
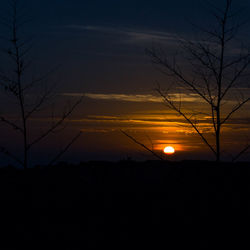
<box><xmin>157</xmin><ymin>88</ymin><xmax>217</xmax><ymax>156</ymax></box>
<box><xmin>22</xmin><ymin>67</ymin><xmax>59</xmax><ymax>92</ymax></box>
<box><xmin>0</xmin><ymin>73</ymin><xmax>17</xmax><ymax>93</ymax></box>
<box><xmin>221</xmin><ymin>97</ymin><xmax>249</xmax><ymax>124</ymax></box>
<box><xmin>221</xmin><ymin>59</ymin><xmax>250</xmax><ymax>100</ymax></box>
<box><xmin>223</xmin><ymin>52</ymin><xmax>250</xmax><ymax>70</ymax></box>
<box><xmin>145</xmin><ymin>133</ymin><xmax>154</xmax><ymax>151</ymax></box>
<box><xmin>184</xmin><ymin>41</ymin><xmax>219</xmax><ymax>83</ymax></box>
<box><xmin>0</xmin><ymin>146</ymin><xmax>23</xmax><ymax>165</ymax></box>
<box><xmin>232</xmin><ymin>145</ymin><xmax>250</xmax><ymax>162</ymax></box>
<box><xmin>28</xmin><ymin>96</ymin><xmax>83</xmax><ymax>149</ymax></box>
<box><xmin>121</xmin><ymin>130</ymin><xmax>164</xmax><ymax>161</ymax></box>
<box><xmin>25</xmin><ymin>88</ymin><xmax>52</xmax><ymax>119</ymax></box>
<box><xmin>0</xmin><ymin>116</ymin><xmax>23</xmax><ymax>132</ymax></box>
<box><xmin>48</xmin><ymin>131</ymin><xmax>82</xmax><ymax>166</ymax></box>
<box><xmin>146</xmin><ymin>48</ymin><xmax>212</xmax><ymax>105</ymax></box>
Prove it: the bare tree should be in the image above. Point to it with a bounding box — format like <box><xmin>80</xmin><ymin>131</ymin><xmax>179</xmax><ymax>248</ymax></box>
<box><xmin>146</xmin><ymin>0</ymin><xmax>250</xmax><ymax>162</ymax></box>
<box><xmin>0</xmin><ymin>0</ymin><xmax>82</xmax><ymax>168</ymax></box>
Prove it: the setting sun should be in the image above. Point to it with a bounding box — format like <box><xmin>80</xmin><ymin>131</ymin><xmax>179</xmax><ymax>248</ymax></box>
<box><xmin>163</xmin><ymin>146</ymin><xmax>175</xmax><ymax>155</ymax></box>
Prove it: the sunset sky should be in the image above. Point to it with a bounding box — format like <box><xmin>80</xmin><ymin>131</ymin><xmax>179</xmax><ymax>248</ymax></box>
<box><xmin>0</xmin><ymin>0</ymin><xmax>249</xmax><ymax>165</ymax></box>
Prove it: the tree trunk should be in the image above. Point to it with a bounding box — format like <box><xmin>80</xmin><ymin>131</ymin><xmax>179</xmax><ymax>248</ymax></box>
<box><xmin>23</xmin><ymin>126</ymin><xmax>28</xmax><ymax>169</ymax></box>
<box><xmin>216</xmin><ymin>106</ymin><xmax>221</xmax><ymax>162</ymax></box>
<box><xmin>216</xmin><ymin>125</ymin><xmax>221</xmax><ymax>162</ymax></box>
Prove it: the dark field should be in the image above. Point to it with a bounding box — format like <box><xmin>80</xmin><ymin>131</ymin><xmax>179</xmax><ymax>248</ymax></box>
<box><xmin>0</xmin><ymin>160</ymin><xmax>250</xmax><ymax>248</ymax></box>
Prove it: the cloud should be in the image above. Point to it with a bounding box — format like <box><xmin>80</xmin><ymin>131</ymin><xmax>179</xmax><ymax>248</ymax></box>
<box><xmin>80</xmin><ymin>128</ymin><xmax>114</xmax><ymax>133</ymax></box>
<box><xmin>64</xmin><ymin>25</ymin><xmax>223</xmax><ymax>46</ymax></box>
<box><xmin>62</xmin><ymin>92</ymin><xmax>201</xmax><ymax>103</ymax></box>
<box><xmin>64</xmin><ymin>25</ymin><xmax>250</xmax><ymax>59</ymax></box>
<box><xmin>65</xmin><ymin>25</ymin><xmax>179</xmax><ymax>44</ymax></box>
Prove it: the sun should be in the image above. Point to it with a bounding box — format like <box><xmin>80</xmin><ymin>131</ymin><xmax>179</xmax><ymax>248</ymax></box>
<box><xmin>163</xmin><ymin>146</ymin><xmax>175</xmax><ymax>155</ymax></box>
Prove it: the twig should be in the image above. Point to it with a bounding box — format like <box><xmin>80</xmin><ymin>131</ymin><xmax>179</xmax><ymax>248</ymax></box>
<box><xmin>0</xmin><ymin>116</ymin><xmax>23</xmax><ymax>132</ymax></box>
<box><xmin>121</xmin><ymin>130</ymin><xmax>165</xmax><ymax>161</ymax></box>
<box><xmin>0</xmin><ymin>146</ymin><xmax>23</xmax><ymax>165</ymax></box>
<box><xmin>48</xmin><ymin>131</ymin><xmax>82</xmax><ymax>166</ymax></box>
<box><xmin>232</xmin><ymin>145</ymin><xmax>250</xmax><ymax>162</ymax></box>
<box><xmin>28</xmin><ymin>96</ymin><xmax>83</xmax><ymax>149</ymax></box>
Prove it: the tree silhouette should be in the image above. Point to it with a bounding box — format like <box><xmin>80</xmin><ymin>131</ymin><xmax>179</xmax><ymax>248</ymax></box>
<box><xmin>0</xmin><ymin>0</ymin><xmax>82</xmax><ymax>168</ymax></box>
<box><xmin>146</xmin><ymin>0</ymin><xmax>250</xmax><ymax>161</ymax></box>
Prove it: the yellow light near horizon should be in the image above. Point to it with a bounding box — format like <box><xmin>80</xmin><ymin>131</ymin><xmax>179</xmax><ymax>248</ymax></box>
<box><xmin>163</xmin><ymin>146</ymin><xmax>175</xmax><ymax>155</ymax></box>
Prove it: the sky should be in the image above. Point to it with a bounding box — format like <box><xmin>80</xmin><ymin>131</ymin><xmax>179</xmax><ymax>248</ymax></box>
<box><xmin>0</xmin><ymin>0</ymin><xmax>250</xmax><ymax>165</ymax></box>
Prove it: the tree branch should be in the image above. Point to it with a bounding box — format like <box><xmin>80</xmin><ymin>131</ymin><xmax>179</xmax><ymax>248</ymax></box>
<box><xmin>146</xmin><ymin>48</ymin><xmax>213</xmax><ymax>105</ymax></box>
<box><xmin>0</xmin><ymin>116</ymin><xmax>23</xmax><ymax>132</ymax></box>
<box><xmin>221</xmin><ymin>97</ymin><xmax>249</xmax><ymax>125</ymax></box>
<box><xmin>25</xmin><ymin>88</ymin><xmax>52</xmax><ymax>120</ymax></box>
<box><xmin>0</xmin><ymin>146</ymin><xmax>23</xmax><ymax>166</ymax></box>
<box><xmin>48</xmin><ymin>131</ymin><xmax>82</xmax><ymax>166</ymax></box>
<box><xmin>28</xmin><ymin>96</ymin><xmax>83</xmax><ymax>149</ymax></box>
<box><xmin>221</xmin><ymin>59</ymin><xmax>250</xmax><ymax>100</ymax></box>
<box><xmin>232</xmin><ymin>144</ymin><xmax>250</xmax><ymax>162</ymax></box>
<box><xmin>157</xmin><ymin>88</ymin><xmax>217</xmax><ymax>156</ymax></box>
<box><xmin>121</xmin><ymin>130</ymin><xmax>164</xmax><ymax>161</ymax></box>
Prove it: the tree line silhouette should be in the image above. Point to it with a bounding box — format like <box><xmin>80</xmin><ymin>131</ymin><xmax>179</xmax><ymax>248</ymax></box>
<box><xmin>0</xmin><ymin>0</ymin><xmax>249</xmax><ymax>167</ymax></box>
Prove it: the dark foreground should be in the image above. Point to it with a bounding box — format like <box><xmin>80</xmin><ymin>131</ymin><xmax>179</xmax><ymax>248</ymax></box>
<box><xmin>0</xmin><ymin>160</ymin><xmax>250</xmax><ymax>248</ymax></box>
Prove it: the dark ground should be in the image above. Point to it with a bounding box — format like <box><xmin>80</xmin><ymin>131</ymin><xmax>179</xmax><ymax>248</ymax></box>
<box><xmin>0</xmin><ymin>160</ymin><xmax>250</xmax><ymax>248</ymax></box>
